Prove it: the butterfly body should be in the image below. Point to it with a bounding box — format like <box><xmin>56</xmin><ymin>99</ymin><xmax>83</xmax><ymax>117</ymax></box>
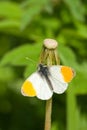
<box><xmin>21</xmin><ymin>64</ymin><xmax>75</xmax><ymax>100</ymax></box>
<box><xmin>38</xmin><ymin>64</ymin><xmax>53</xmax><ymax>91</ymax></box>
<box><xmin>38</xmin><ymin>64</ymin><xmax>49</xmax><ymax>77</ymax></box>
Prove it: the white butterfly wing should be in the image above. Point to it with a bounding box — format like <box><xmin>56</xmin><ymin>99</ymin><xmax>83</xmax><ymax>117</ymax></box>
<box><xmin>49</xmin><ymin>65</ymin><xmax>75</xmax><ymax>82</ymax></box>
<box><xmin>21</xmin><ymin>72</ymin><xmax>53</xmax><ymax>100</ymax></box>
<box><xmin>49</xmin><ymin>75</ymin><xmax>68</xmax><ymax>94</ymax></box>
<box><xmin>48</xmin><ymin>65</ymin><xmax>69</xmax><ymax>94</ymax></box>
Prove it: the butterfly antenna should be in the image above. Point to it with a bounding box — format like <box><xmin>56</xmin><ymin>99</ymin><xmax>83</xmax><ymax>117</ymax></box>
<box><xmin>25</xmin><ymin>57</ymin><xmax>37</xmax><ymax>64</ymax></box>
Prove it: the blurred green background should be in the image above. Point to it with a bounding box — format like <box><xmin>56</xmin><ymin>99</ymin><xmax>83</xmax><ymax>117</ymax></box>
<box><xmin>0</xmin><ymin>0</ymin><xmax>87</xmax><ymax>130</ymax></box>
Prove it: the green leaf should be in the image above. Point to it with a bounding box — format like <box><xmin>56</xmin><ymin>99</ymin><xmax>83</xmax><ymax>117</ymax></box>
<box><xmin>75</xmin><ymin>22</ymin><xmax>87</xmax><ymax>39</ymax></box>
<box><xmin>72</xmin><ymin>62</ymin><xmax>87</xmax><ymax>94</ymax></box>
<box><xmin>0</xmin><ymin>2</ymin><xmax>21</xmax><ymax>33</ymax></box>
<box><xmin>58</xmin><ymin>45</ymin><xmax>77</xmax><ymax>67</ymax></box>
<box><xmin>21</xmin><ymin>0</ymin><xmax>52</xmax><ymax>29</ymax></box>
<box><xmin>74</xmin><ymin>72</ymin><xmax>87</xmax><ymax>94</ymax></box>
<box><xmin>24</xmin><ymin>63</ymin><xmax>37</xmax><ymax>78</ymax></box>
<box><xmin>0</xmin><ymin>43</ymin><xmax>41</xmax><ymax>66</ymax></box>
<box><xmin>8</xmin><ymin>79</ymin><xmax>23</xmax><ymax>94</ymax></box>
<box><xmin>0</xmin><ymin>20</ymin><xmax>20</xmax><ymax>29</ymax></box>
<box><xmin>0</xmin><ymin>67</ymin><xmax>16</xmax><ymax>82</ymax></box>
<box><xmin>0</xmin><ymin>1</ymin><xmax>21</xmax><ymax>20</ymax></box>
<box><xmin>21</xmin><ymin>6</ymin><xmax>41</xmax><ymax>30</ymax></box>
<box><xmin>59</xmin><ymin>45</ymin><xmax>87</xmax><ymax>95</ymax></box>
<box><xmin>64</xmin><ymin>0</ymin><xmax>85</xmax><ymax>21</ymax></box>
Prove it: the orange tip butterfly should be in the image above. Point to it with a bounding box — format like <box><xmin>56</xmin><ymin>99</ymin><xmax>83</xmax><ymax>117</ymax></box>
<box><xmin>21</xmin><ymin>64</ymin><xmax>76</xmax><ymax>100</ymax></box>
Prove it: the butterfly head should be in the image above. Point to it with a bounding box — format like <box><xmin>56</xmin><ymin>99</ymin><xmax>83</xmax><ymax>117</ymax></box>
<box><xmin>38</xmin><ymin>64</ymin><xmax>49</xmax><ymax>77</ymax></box>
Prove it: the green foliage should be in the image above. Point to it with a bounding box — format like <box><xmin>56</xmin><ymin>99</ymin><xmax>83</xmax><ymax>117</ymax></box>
<box><xmin>0</xmin><ymin>43</ymin><xmax>41</xmax><ymax>66</ymax></box>
<box><xmin>0</xmin><ymin>1</ymin><xmax>21</xmax><ymax>30</ymax></box>
<box><xmin>0</xmin><ymin>66</ymin><xmax>16</xmax><ymax>81</ymax></box>
<box><xmin>64</xmin><ymin>0</ymin><xmax>85</xmax><ymax>21</ymax></box>
<box><xmin>0</xmin><ymin>0</ymin><xmax>87</xmax><ymax>130</ymax></box>
<box><xmin>21</xmin><ymin>0</ymin><xmax>52</xmax><ymax>30</ymax></box>
<box><xmin>0</xmin><ymin>1</ymin><xmax>21</xmax><ymax>19</ymax></box>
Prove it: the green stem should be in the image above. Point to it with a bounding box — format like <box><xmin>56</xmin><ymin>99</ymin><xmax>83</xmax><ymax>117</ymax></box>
<box><xmin>44</xmin><ymin>98</ymin><xmax>52</xmax><ymax>130</ymax></box>
<box><xmin>39</xmin><ymin>46</ymin><xmax>59</xmax><ymax>130</ymax></box>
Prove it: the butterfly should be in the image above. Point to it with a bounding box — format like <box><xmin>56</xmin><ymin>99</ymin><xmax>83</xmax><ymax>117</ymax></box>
<box><xmin>21</xmin><ymin>64</ymin><xmax>75</xmax><ymax>100</ymax></box>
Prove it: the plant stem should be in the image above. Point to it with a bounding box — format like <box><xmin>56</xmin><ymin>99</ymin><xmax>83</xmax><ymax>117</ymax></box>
<box><xmin>39</xmin><ymin>40</ymin><xmax>59</xmax><ymax>130</ymax></box>
<box><xmin>44</xmin><ymin>98</ymin><xmax>52</xmax><ymax>130</ymax></box>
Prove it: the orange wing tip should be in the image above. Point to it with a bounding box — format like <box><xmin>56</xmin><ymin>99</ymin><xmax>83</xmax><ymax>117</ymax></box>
<box><xmin>61</xmin><ymin>66</ymin><xmax>75</xmax><ymax>82</ymax></box>
<box><xmin>21</xmin><ymin>80</ymin><xmax>36</xmax><ymax>97</ymax></box>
